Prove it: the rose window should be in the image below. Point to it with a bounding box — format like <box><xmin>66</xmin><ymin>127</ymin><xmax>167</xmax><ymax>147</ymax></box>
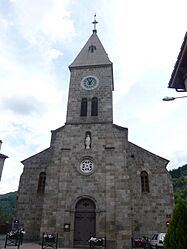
<box><xmin>80</xmin><ymin>159</ymin><xmax>94</xmax><ymax>174</ymax></box>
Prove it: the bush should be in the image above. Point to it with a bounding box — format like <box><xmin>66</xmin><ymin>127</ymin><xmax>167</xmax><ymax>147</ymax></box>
<box><xmin>164</xmin><ymin>198</ymin><xmax>187</xmax><ymax>249</ymax></box>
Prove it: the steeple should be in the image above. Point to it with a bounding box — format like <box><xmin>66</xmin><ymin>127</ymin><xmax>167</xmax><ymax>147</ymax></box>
<box><xmin>69</xmin><ymin>18</ymin><xmax>112</xmax><ymax>69</ymax></box>
<box><xmin>66</xmin><ymin>19</ymin><xmax>114</xmax><ymax>125</ymax></box>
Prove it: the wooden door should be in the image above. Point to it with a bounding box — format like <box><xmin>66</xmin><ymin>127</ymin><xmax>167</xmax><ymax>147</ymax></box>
<box><xmin>74</xmin><ymin>198</ymin><xmax>96</xmax><ymax>247</ymax></box>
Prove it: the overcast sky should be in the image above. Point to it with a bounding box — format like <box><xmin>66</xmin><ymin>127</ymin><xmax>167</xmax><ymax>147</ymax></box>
<box><xmin>0</xmin><ymin>0</ymin><xmax>187</xmax><ymax>194</ymax></box>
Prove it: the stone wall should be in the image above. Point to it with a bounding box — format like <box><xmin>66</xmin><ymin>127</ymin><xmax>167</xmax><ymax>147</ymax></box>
<box><xmin>16</xmin><ymin>149</ymin><xmax>50</xmax><ymax>240</ymax></box>
<box><xmin>127</xmin><ymin>142</ymin><xmax>174</xmax><ymax>238</ymax></box>
<box><xmin>66</xmin><ymin>66</ymin><xmax>113</xmax><ymax>124</ymax></box>
<box><xmin>16</xmin><ymin>123</ymin><xmax>174</xmax><ymax>249</ymax></box>
<box><xmin>40</xmin><ymin>123</ymin><xmax>131</xmax><ymax>248</ymax></box>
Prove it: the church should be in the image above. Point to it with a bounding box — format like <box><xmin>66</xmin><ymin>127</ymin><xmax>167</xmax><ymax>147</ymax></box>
<box><xmin>16</xmin><ymin>20</ymin><xmax>174</xmax><ymax>249</ymax></box>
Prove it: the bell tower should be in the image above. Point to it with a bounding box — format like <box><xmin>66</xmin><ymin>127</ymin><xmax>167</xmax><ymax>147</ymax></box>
<box><xmin>16</xmin><ymin>16</ymin><xmax>174</xmax><ymax>249</ymax></box>
<box><xmin>66</xmin><ymin>18</ymin><xmax>114</xmax><ymax>125</ymax></box>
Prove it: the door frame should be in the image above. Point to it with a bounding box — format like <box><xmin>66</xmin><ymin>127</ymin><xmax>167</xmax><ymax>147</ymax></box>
<box><xmin>73</xmin><ymin>198</ymin><xmax>96</xmax><ymax>247</ymax></box>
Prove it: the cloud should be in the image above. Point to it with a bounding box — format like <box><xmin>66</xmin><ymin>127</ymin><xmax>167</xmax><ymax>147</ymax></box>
<box><xmin>0</xmin><ymin>159</ymin><xmax>23</xmax><ymax>194</ymax></box>
<box><xmin>1</xmin><ymin>95</ymin><xmax>45</xmax><ymax>115</ymax></box>
<box><xmin>1</xmin><ymin>0</ymin><xmax>187</xmax><ymax>195</ymax></box>
<box><xmin>45</xmin><ymin>48</ymin><xmax>63</xmax><ymax>60</ymax></box>
<box><xmin>167</xmin><ymin>150</ymin><xmax>187</xmax><ymax>170</ymax></box>
<box><xmin>137</xmin><ymin>101</ymin><xmax>178</xmax><ymax>124</ymax></box>
<box><xmin>10</xmin><ymin>0</ymin><xmax>75</xmax><ymax>45</ymax></box>
<box><xmin>0</xmin><ymin>0</ymin><xmax>74</xmax><ymax>194</ymax></box>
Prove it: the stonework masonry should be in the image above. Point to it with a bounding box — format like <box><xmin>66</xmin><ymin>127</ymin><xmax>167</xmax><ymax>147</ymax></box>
<box><xmin>16</xmin><ymin>30</ymin><xmax>174</xmax><ymax>249</ymax></box>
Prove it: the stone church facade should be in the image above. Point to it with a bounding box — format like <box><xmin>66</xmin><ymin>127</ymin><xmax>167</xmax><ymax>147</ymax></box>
<box><xmin>16</xmin><ymin>26</ymin><xmax>174</xmax><ymax>249</ymax></box>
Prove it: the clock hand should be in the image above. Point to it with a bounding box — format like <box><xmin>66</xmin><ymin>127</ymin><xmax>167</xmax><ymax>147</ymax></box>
<box><xmin>88</xmin><ymin>78</ymin><xmax>92</xmax><ymax>84</ymax></box>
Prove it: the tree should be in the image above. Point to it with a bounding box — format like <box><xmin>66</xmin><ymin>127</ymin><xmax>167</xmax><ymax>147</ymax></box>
<box><xmin>0</xmin><ymin>192</ymin><xmax>16</xmax><ymax>224</ymax></box>
<box><xmin>0</xmin><ymin>204</ymin><xmax>10</xmax><ymax>223</ymax></box>
<box><xmin>174</xmin><ymin>189</ymin><xmax>186</xmax><ymax>203</ymax></box>
<box><xmin>164</xmin><ymin>198</ymin><xmax>187</xmax><ymax>249</ymax></box>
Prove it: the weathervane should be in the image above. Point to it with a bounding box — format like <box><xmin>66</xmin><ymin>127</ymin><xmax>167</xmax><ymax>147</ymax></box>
<box><xmin>92</xmin><ymin>14</ymin><xmax>98</xmax><ymax>32</ymax></box>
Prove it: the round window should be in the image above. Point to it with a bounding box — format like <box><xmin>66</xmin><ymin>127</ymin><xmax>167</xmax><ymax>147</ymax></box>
<box><xmin>80</xmin><ymin>159</ymin><xmax>94</xmax><ymax>174</ymax></box>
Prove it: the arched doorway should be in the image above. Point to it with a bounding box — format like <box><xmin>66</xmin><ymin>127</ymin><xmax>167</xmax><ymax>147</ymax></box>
<box><xmin>74</xmin><ymin>198</ymin><xmax>96</xmax><ymax>247</ymax></box>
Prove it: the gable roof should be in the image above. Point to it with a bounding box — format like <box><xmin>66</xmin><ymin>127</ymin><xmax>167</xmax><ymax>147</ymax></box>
<box><xmin>21</xmin><ymin>148</ymin><xmax>50</xmax><ymax>164</ymax></box>
<box><xmin>129</xmin><ymin>141</ymin><xmax>169</xmax><ymax>165</ymax></box>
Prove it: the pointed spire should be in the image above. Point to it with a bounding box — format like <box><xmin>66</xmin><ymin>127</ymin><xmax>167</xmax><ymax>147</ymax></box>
<box><xmin>69</xmin><ymin>18</ymin><xmax>112</xmax><ymax>69</ymax></box>
<box><xmin>92</xmin><ymin>14</ymin><xmax>98</xmax><ymax>33</ymax></box>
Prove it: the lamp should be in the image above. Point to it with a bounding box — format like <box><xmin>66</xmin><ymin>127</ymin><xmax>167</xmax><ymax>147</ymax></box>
<box><xmin>162</xmin><ymin>96</ymin><xmax>187</xmax><ymax>101</ymax></box>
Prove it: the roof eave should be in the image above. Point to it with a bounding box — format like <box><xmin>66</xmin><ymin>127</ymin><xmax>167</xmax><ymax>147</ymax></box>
<box><xmin>69</xmin><ymin>62</ymin><xmax>112</xmax><ymax>71</ymax></box>
<box><xmin>168</xmin><ymin>32</ymin><xmax>187</xmax><ymax>91</ymax></box>
<box><xmin>0</xmin><ymin>153</ymin><xmax>8</xmax><ymax>159</ymax></box>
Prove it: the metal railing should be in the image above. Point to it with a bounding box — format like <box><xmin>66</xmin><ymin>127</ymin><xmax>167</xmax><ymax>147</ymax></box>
<box><xmin>41</xmin><ymin>233</ymin><xmax>58</xmax><ymax>249</ymax></box>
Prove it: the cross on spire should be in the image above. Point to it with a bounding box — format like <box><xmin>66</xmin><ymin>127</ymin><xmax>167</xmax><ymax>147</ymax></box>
<box><xmin>92</xmin><ymin>14</ymin><xmax>98</xmax><ymax>33</ymax></box>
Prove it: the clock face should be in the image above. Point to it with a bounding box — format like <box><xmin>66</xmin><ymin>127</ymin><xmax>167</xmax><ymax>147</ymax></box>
<box><xmin>81</xmin><ymin>76</ymin><xmax>99</xmax><ymax>90</ymax></box>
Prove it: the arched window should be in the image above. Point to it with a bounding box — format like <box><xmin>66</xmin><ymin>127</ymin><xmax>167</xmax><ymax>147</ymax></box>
<box><xmin>141</xmin><ymin>171</ymin><xmax>149</xmax><ymax>192</ymax></box>
<box><xmin>80</xmin><ymin>98</ymin><xmax>87</xmax><ymax>116</ymax></box>
<box><xmin>37</xmin><ymin>172</ymin><xmax>46</xmax><ymax>194</ymax></box>
<box><xmin>91</xmin><ymin>97</ymin><xmax>98</xmax><ymax>116</ymax></box>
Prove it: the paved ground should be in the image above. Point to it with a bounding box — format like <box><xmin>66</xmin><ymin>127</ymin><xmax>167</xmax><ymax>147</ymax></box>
<box><xmin>0</xmin><ymin>242</ymin><xmax>69</xmax><ymax>249</ymax></box>
<box><xmin>1</xmin><ymin>243</ymin><xmax>41</xmax><ymax>249</ymax></box>
<box><xmin>0</xmin><ymin>235</ymin><xmax>69</xmax><ymax>249</ymax></box>
<box><xmin>0</xmin><ymin>235</ymin><xmax>41</xmax><ymax>249</ymax></box>
<box><xmin>0</xmin><ymin>236</ymin><xmax>79</xmax><ymax>249</ymax></box>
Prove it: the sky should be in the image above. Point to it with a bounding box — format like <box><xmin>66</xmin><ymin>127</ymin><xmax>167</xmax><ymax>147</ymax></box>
<box><xmin>0</xmin><ymin>0</ymin><xmax>187</xmax><ymax>194</ymax></box>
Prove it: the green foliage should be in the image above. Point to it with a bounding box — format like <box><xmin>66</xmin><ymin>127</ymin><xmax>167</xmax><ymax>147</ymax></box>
<box><xmin>170</xmin><ymin>164</ymin><xmax>187</xmax><ymax>203</ymax></box>
<box><xmin>164</xmin><ymin>198</ymin><xmax>187</xmax><ymax>249</ymax></box>
<box><xmin>170</xmin><ymin>164</ymin><xmax>187</xmax><ymax>178</ymax></box>
<box><xmin>174</xmin><ymin>189</ymin><xmax>186</xmax><ymax>203</ymax></box>
<box><xmin>0</xmin><ymin>192</ymin><xmax>17</xmax><ymax>223</ymax></box>
<box><xmin>173</xmin><ymin>177</ymin><xmax>185</xmax><ymax>187</ymax></box>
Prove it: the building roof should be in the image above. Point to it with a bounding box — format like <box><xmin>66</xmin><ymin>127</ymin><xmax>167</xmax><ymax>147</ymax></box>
<box><xmin>0</xmin><ymin>153</ymin><xmax>8</xmax><ymax>159</ymax></box>
<box><xmin>21</xmin><ymin>148</ymin><xmax>50</xmax><ymax>164</ymax></box>
<box><xmin>69</xmin><ymin>30</ymin><xmax>112</xmax><ymax>69</ymax></box>
<box><xmin>168</xmin><ymin>32</ymin><xmax>187</xmax><ymax>91</ymax></box>
<box><xmin>0</xmin><ymin>140</ymin><xmax>8</xmax><ymax>159</ymax></box>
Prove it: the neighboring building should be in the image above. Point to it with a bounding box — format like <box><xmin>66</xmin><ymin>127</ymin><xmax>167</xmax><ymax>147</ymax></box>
<box><xmin>16</xmin><ymin>24</ymin><xmax>174</xmax><ymax>249</ymax></box>
<box><xmin>168</xmin><ymin>32</ymin><xmax>187</xmax><ymax>91</ymax></box>
<box><xmin>0</xmin><ymin>140</ymin><xmax>8</xmax><ymax>181</ymax></box>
